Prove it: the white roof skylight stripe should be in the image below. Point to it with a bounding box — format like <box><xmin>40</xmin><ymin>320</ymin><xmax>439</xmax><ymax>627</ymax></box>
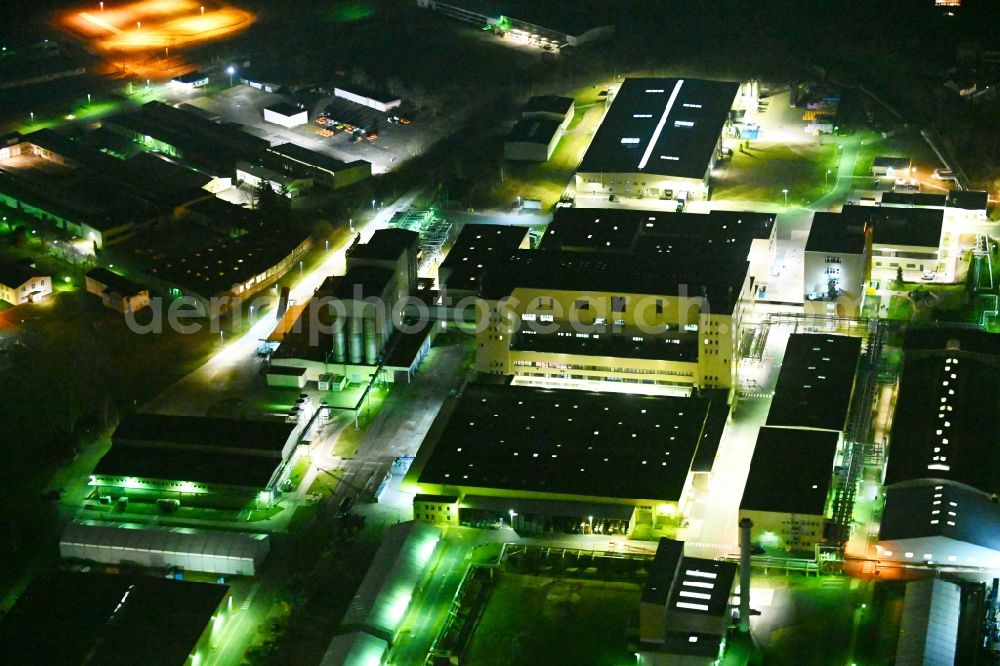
<box><xmin>638</xmin><ymin>79</ymin><xmax>684</xmax><ymax>170</ymax></box>
<box><xmin>676</xmin><ymin>601</ymin><xmax>710</xmax><ymax>612</ymax></box>
<box><xmin>685</xmin><ymin>569</ymin><xmax>717</xmax><ymax>579</ymax></box>
<box><xmin>678</xmin><ymin>590</ymin><xmax>712</xmax><ymax>600</ymax></box>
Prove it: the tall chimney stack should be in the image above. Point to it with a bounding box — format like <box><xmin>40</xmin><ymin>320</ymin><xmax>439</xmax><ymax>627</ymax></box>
<box><xmin>738</xmin><ymin>518</ymin><xmax>753</xmax><ymax>632</ymax></box>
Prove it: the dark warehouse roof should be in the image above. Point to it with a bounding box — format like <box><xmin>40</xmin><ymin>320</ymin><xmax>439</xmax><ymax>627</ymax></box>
<box><xmin>766</xmin><ymin>334</ymin><xmax>861</xmax><ymax>431</ymax></box>
<box><xmin>740</xmin><ymin>426</ymin><xmax>839</xmax><ymax>515</ymax></box>
<box><xmin>0</xmin><ymin>572</ymin><xmax>227</xmax><ymax>666</ymax></box>
<box><xmin>416</xmin><ymin>384</ymin><xmax>722</xmax><ymax>502</ymax></box>
<box><xmin>578</xmin><ymin>77</ymin><xmax>739</xmax><ymax>180</ymax></box>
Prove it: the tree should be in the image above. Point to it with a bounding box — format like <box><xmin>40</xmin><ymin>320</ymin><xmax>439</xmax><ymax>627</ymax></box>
<box><xmin>251</xmin><ymin>181</ymin><xmax>293</xmax><ymax>237</ymax></box>
<box><xmin>896</xmin><ymin>266</ymin><xmax>904</xmax><ymax>285</ymax></box>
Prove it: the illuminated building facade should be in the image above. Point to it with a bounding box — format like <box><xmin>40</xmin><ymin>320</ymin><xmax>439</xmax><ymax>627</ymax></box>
<box><xmin>473</xmin><ymin>208</ymin><xmax>774</xmax><ymax>394</ymax></box>
<box><xmin>404</xmin><ymin>384</ymin><xmax>727</xmax><ymax>536</ymax></box>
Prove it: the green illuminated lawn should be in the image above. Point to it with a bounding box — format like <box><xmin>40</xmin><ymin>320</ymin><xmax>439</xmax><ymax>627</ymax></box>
<box><xmin>465</xmin><ymin>574</ymin><xmax>640</xmax><ymax>666</ymax></box>
<box><xmin>886</xmin><ymin>295</ymin><xmax>914</xmax><ymax>321</ymax></box>
<box><xmin>712</xmin><ymin>141</ymin><xmax>837</xmax><ymax>206</ymax></box>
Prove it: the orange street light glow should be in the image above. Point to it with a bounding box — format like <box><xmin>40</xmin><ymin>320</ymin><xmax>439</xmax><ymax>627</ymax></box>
<box><xmin>57</xmin><ymin>0</ymin><xmax>254</xmax><ymax>54</ymax></box>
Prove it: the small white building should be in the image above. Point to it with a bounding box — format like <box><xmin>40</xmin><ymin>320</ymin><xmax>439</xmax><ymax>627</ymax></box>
<box><xmin>871</xmin><ymin>155</ymin><xmax>911</xmax><ymax>177</ymax></box>
<box><xmin>0</xmin><ymin>259</ymin><xmax>51</xmax><ymax>305</ymax></box>
<box><xmin>262</xmin><ymin>102</ymin><xmax>308</xmax><ymax>128</ymax></box>
<box><xmin>85</xmin><ymin>267</ymin><xmax>150</xmax><ymax>314</ymax></box>
<box><xmin>521</xmin><ymin>95</ymin><xmax>575</xmax><ymax>127</ymax></box>
<box><xmin>504</xmin><ymin>118</ymin><xmax>564</xmax><ymax>161</ymax></box>
<box><xmin>333</xmin><ymin>84</ymin><xmax>402</xmax><ymax>113</ymax></box>
<box><xmin>169</xmin><ymin>71</ymin><xmax>210</xmax><ymax>93</ymax></box>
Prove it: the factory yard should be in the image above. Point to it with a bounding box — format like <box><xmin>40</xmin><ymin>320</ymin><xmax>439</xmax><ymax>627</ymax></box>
<box><xmin>711</xmin><ymin>141</ymin><xmax>837</xmax><ymax>207</ymax></box>
<box><xmin>465</xmin><ymin>572</ymin><xmax>641</xmax><ymax>666</ymax></box>
<box><xmin>181</xmin><ymin>85</ymin><xmax>439</xmax><ymax>174</ymax></box>
<box><xmin>2</xmin><ymin>1</ymin><xmax>1000</xmax><ymax>665</ymax></box>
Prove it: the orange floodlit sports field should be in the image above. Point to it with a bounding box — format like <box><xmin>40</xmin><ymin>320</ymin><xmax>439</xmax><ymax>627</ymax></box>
<box><xmin>58</xmin><ymin>0</ymin><xmax>254</xmax><ymax>55</ymax></box>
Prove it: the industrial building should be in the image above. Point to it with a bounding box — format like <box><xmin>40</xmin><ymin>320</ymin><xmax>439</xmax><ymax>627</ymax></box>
<box><xmin>141</xmin><ymin>229</ymin><xmax>312</xmax><ymax>313</ymax></box>
<box><xmin>474</xmin><ymin>207</ymin><xmax>775</xmax><ymax>393</ymax></box>
<box><xmin>236</xmin><ymin>158</ymin><xmax>313</xmax><ymax>198</ymax></box>
<box><xmin>871</xmin><ymin>155</ymin><xmax>911</xmax><ymax>177</ymax></box>
<box><xmin>877</xmin><ymin>329</ymin><xmax>1000</xmax><ymax>570</ymax></box>
<box><xmin>0</xmin><ymin>129</ymin><xmax>173</xmax><ymax>248</ymax></box>
<box><xmin>884</xmin><ymin>328</ymin><xmax>1000</xmax><ymax>493</ymax></box>
<box><xmin>333</xmin><ymin>83</ymin><xmax>402</xmax><ymax>113</ymax></box>
<box><xmin>102</xmin><ymin>101</ymin><xmax>270</xmax><ymax>174</ymax></box>
<box><xmin>416</xmin><ymin>0</ymin><xmax>614</xmax><ymax>47</ymax></box>
<box><xmin>91</xmin><ymin>414</ymin><xmax>300</xmax><ymax>504</ymax></box>
<box><xmin>404</xmin><ymin>383</ymin><xmax>727</xmax><ymax>536</ymax></box>
<box><xmin>85</xmin><ymin>267</ymin><xmax>150</xmax><ymax>314</ymax></box>
<box><xmin>765</xmin><ymin>333</ymin><xmax>862</xmax><ymax>432</ymax></box>
<box><xmin>503</xmin><ymin>95</ymin><xmax>575</xmax><ymax>161</ymax></box>
<box><xmin>263</xmin><ymin>102</ymin><xmax>308</xmax><ymax>128</ymax></box>
<box><xmin>60</xmin><ymin>520</ymin><xmax>271</xmax><ymax>575</ymax></box>
<box><xmin>0</xmin><ymin>572</ymin><xmax>231</xmax><ymax>666</ymax></box>
<box><xmin>268</xmin><ymin>268</ymin><xmax>435</xmax><ymax>385</ymax></box>
<box><xmin>1</xmin><ymin>128</ymin><xmax>224</xmax><ymax>252</ymax></box>
<box><xmin>0</xmin><ymin>258</ymin><xmax>50</xmax><ymax>305</ymax></box>
<box><xmin>169</xmin><ymin>70</ymin><xmax>210</xmax><ymax>92</ymax></box>
<box><xmin>438</xmin><ymin>223</ymin><xmax>531</xmax><ymax>298</ymax></box>
<box><xmin>804</xmin><ymin>206</ymin><xmax>946</xmax><ymax>315</ymax></box>
<box><xmin>738</xmin><ymin>427</ymin><xmax>840</xmax><ymax>553</ymax></box>
<box><xmin>504</xmin><ymin>117</ymin><xmax>565</xmax><ymax>161</ymax></box>
<box><xmin>638</xmin><ymin>538</ymin><xmax>737</xmax><ymax>666</ymax></box>
<box><xmin>346</xmin><ymin>228</ymin><xmax>421</xmax><ymax>302</ymax></box>
<box><xmin>876</xmin><ymin>481</ymin><xmax>1000</xmax><ymax>567</ymax></box>
<box><xmin>576</xmin><ymin>77</ymin><xmax>745</xmax><ymax>201</ymax></box>
<box><xmin>319</xmin><ymin>522</ymin><xmax>441</xmax><ymax>665</ymax></box>
<box><xmin>266</xmin><ymin>142</ymin><xmax>372</xmax><ymax>190</ymax></box>
<box><xmin>237</xmin><ymin>144</ymin><xmax>372</xmax><ymax>197</ymax></box>
<box><xmin>522</xmin><ymin>95</ymin><xmax>575</xmax><ymax>125</ymax></box>
<box><xmin>268</xmin><ymin>229</ymin><xmax>435</xmax><ymax>385</ymax></box>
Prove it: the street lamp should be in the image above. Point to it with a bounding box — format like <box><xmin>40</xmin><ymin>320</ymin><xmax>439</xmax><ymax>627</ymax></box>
<box><xmin>349</xmin><ymin>217</ymin><xmax>354</xmax><ymax>232</ymax></box>
<box><xmin>825</xmin><ymin>169</ymin><xmax>832</xmax><ymax>187</ymax></box>
<box><xmin>99</xmin><ymin>1</ymin><xmax>103</xmax><ymax>10</ymax></box>
<box><xmin>588</xmin><ymin>515</ymin><xmax>594</xmax><ymax>533</ymax></box>
<box><xmin>782</xmin><ymin>188</ymin><xmax>789</xmax><ymax>207</ymax></box>
<box><xmin>372</xmin><ymin>199</ymin><xmax>376</xmax><ymax>210</ymax></box>
<box><xmin>87</xmin><ymin>93</ymin><xmax>91</xmax><ymax>105</ymax></box>
<box><xmin>299</xmin><ymin>260</ymin><xmax>304</xmax><ymax>276</ymax></box>
<box><xmin>226</xmin><ymin>66</ymin><xmax>235</xmax><ymax>87</ymax></box>
<box><xmin>508</xmin><ymin>509</ymin><xmax>517</xmax><ymax>525</ymax></box>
